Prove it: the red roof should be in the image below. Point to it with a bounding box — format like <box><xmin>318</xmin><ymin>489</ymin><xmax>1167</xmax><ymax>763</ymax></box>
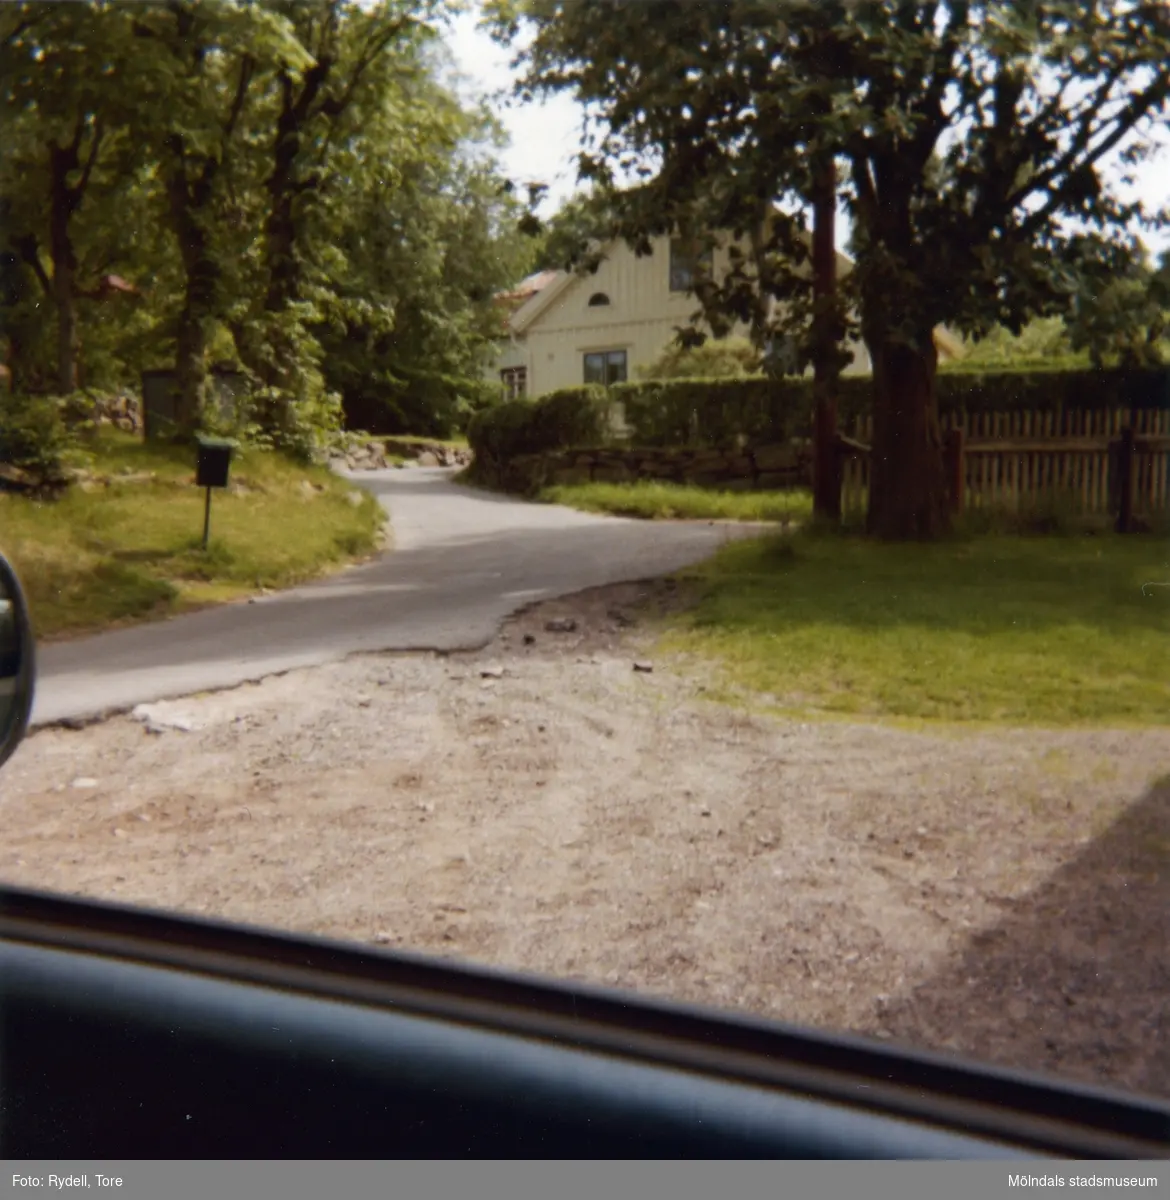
<box><xmin>494</xmin><ymin>269</ymin><xmax>559</xmax><ymax>306</ymax></box>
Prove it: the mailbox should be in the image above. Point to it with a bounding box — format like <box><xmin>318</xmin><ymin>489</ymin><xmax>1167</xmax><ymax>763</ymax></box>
<box><xmin>196</xmin><ymin>436</ymin><xmax>234</xmax><ymax>489</ymax></box>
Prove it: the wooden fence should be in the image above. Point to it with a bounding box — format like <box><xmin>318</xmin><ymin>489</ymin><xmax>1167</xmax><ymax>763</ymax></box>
<box><xmin>838</xmin><ymin>407</ymin><xmax>1170</xmax><ymax>522</ymax></box>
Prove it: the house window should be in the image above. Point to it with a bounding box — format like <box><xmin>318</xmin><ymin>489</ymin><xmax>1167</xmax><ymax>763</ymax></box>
<box><xmin>669</xmin><ymin>238</ymin><xmax>713</xmax><ymax>292</ymax></box>
<box><xmin>583</xmin><ymin>350</ymin><xmax>628</xmax><ymax>386</ymax></box>
<box><xmin>500</xmin><ymin>366</ymin><xmax>527</xmax><ymax>400</ymax></box>
<box><xmin>587</xmin><ymin>292</ymin><xmax>610</xmax><ymax>307</ymax></box>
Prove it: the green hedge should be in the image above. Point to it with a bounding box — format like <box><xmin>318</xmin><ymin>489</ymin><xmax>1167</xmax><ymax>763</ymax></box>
<box><xmin>467</xmin><ymin>386</ymin><xmax>612</xmax><ymax>471</ymax></box>
<box><xmin>467</xmin><ymin>366</ymin><xmax>1170</xmax><ymax>469</ymax></box>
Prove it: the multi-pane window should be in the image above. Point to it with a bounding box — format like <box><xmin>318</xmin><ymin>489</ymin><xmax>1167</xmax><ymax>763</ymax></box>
<box><xmin>500</xmin><ymin>366</ymin><xmax>527</xmax><ymax>400</ymax></box>
<box><xmin>583</xmin><ymin>350</ymin><xmax>628</xmax><ymax>386</ymax></box>
<box><xmin>669</xmin><ymin>238</ymin><xmax>713</xmax><ymax>291</ymax></box>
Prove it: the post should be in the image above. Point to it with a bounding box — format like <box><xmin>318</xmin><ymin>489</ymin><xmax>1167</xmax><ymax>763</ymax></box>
<box><xmin>1115</xmin><ymin>426</ymin><xmax>1135</xmax><ymax>534</ymax></box>
<box><xmin>202</xmin><ymin>486</ymin><xmax>212</xmax><ymax>549</ymax></box>
<box><xmin>944</xmin><ymin>428</ymin><xmax>965</xmax><ymax>516</ymax></box>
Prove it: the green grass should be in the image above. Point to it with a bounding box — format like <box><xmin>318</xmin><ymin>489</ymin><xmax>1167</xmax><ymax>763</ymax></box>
<box><xmin>655</xmin><ymin>529</ymin><xmax>1170</xmax><ymax>727</ymax></box>
<box><xmin>0</xmin><ymin>430</ymin><xmax>384</xmax><ymax>640</ymax></box>
<box><xmin>540</xmin><ymin>480</ymin><xmax>814</xmax><ymax>523</ymax></box>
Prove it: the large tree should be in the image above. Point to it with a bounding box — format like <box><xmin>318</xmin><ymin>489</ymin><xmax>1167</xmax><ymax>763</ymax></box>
<box><xmin>490</xmin><ymin>0</ymin><xmax>1170</xmax><ymax>538</ymax></box>
<box><xmin>0</xmin><ymin>3</ymin><xmax>145</xmax><ymax>394</ymax></box>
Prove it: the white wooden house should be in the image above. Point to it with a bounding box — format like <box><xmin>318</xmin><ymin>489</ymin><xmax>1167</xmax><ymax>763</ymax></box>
<box><xmin>490</xmin><ymin>233</ymin><xmax>962</xmax><ymax>399</ymax></box>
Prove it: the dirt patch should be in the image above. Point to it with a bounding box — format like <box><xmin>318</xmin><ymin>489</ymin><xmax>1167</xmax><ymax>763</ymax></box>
<box><xmin>3</xmin><ymin>579</ymin><xmax>1169</xmax><ymax>1100</ymax></box>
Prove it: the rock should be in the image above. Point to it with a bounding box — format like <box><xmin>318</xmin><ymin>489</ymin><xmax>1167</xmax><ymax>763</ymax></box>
<box><xmin>607</xmin><ymin>608</ymin><xmax>634</xmax><ymax>627</ymax></box>
<box><xmin>132</xmin><ymin>703</ymin><xmax>197</xmax><ymax>734</ymax></box>
<box><xmin>479</xmin><ymin>665</ymin><xmax>505</xmax><ymax>679</ymax></box>
<box><xmin>372</xmin><ymin>931</ymin><xmax>395</xmax><ymax>945</ymax></box>
<box><xmin>70</xmin><ymin>777</ymin><xmax>99</xmax><ymax>790</ymax></box>
<box><xmin>523</xmin><ymin>633</ymin><xmax>536</xmax><ymax>645</ymax></box>
<box><xmin>417</xmin><ymin>451</ymin><xmax>440</xmax><ymax>467</ymax></box>
<box><xmin>633</xmin><ymin>660</ymin><xmax>654</xmax><ymax>673</ymax></box>
<box><xmin>544</xmin><ymin>618</ymin><xmax>578</xmax><ymax>634</ymax></box>
<box><xmin>299</xmin><ymin>480</ymin><xmax>317</xmax><ymax>499</ymax></box>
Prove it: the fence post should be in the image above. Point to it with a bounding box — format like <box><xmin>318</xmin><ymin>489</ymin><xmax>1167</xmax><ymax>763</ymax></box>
<box><xmin>944</xmin><ymin>428</ymin><xmax>965</xmax><ymax>516</ymax></box>
<box><xmin>1115</xmin><ymin>426</ymin><xmax>1135</xmax><ymax>534</ymax></box>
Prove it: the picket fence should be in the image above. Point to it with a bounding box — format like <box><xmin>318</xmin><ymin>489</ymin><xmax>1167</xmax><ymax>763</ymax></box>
<box><xmin>838</xmin><ymin>408</ymin><xmax>1170</xmax><ymax>518</ymax></box>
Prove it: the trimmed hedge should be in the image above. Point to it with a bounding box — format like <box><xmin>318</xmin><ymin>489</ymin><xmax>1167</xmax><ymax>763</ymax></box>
<box><xmin>467</xmin><ymin>386</ymin><xmax>613</xmax><ymax>487</ymax></box>
<box><xmin>467</xmin><ymin>366</ymin><xmax>1170</xmax><ymax>474</ymax></box>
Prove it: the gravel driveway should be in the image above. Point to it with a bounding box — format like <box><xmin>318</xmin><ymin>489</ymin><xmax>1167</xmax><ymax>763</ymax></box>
<box><xmin>4</xmin><ymin>579</ymin><xmax>1168</xmax><ymax>1102</ymax></box>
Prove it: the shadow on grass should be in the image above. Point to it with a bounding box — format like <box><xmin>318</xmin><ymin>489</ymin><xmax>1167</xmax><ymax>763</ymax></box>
<box><xmin>871</xmin><ymin>776</ymin><xmax>1170</xmax><ymax>1102</ymax></box>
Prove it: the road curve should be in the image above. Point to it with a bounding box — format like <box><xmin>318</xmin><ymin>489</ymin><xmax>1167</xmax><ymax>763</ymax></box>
<box><xmin>30</xmin><ymin>467</ymin><xmax>770</xmax><ymax>727</ymax></box>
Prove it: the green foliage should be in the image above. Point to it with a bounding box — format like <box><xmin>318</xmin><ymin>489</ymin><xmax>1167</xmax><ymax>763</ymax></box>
<box><xmin>637</xmin><ymin>336</ymin><xmax>763</xmax><ymax>381</ymax></box>
<box><xmin>955</xmin><ymin>318</ymin><xmax>1084</xmax><ymax>370</ymax></box>
<box><xmin>498</xmin><ymin>0</ymin><xmax>1170</xmax><ymax>537</ymax></box>
<box><xmin>614</xmin><ymin>377</ymin><xmax>806</xmax><ymax>447</ymax></box>
<box><xmin>467</xmin><ymin>386</ymin><xmax>611</xmax><ymax>466</ymax></box>
<box><xmin>0</xmin><ymin>0</ymin><xmax>528</xmax><ymax>452</ymax></box>
<box><xmin>470</xmin><ymin>364</ymin><xmax>1170</xmax><ymax>472</ymax></box>
<box><xmin>0</xmin><ymin>393</ymin><xmax>74</xmax><ymax>485</ymax></box>
<box><xmin>1067</xmin><ymin>249</ymin><xmax>1170</xmax><ymax>369</ymax></box>
<box><xmin>525</xmin><ymin>190</ymin><xmax>615</xmax><ymax>273</ymax></box>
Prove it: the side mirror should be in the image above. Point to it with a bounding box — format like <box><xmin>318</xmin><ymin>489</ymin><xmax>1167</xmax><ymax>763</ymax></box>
<box><xmin>0</xmin><ymin>552</ymin><xmax>35</xmax><ymax>771</ymax></box>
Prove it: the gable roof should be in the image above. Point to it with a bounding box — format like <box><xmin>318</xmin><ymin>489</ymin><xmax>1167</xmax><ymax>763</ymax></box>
<box><xmin>507</xmin><ymin>246</ymin><xmax>616</xmax><ymax>335</ymax></box>
<box><xmin>495</xmin><ymin>268</ymin><xmax>559</xmax><ymax>308</ymax></box>
<box><xmin>496</xmin><ymin>237</ymin><xmax>964</xmax><ymax>358</ymax></box>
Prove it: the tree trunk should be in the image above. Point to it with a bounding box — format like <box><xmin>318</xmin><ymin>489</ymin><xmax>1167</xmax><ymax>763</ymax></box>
<box><xmin>165</xmin><ymin>152</ymin><xmax>220</xmax><ymax>438</ymax></box>
<box><xmin>810</xmin><ymin>158</ymin><xmax>840</xmax><ymax>522</ymax></box>
<box><xmin>48</xmin><ymin>148</ymin><xmax>79</xmax><ymax>396</ymax></box>
<box><xmin>864</xmin><ymin>335</ymin><xmax>950</xmax><ymax>540</ymax></box>
<box><xmin>174</xmin><ymin>307</ymin><xmax>208</xmax><ymax>437</ymax></box>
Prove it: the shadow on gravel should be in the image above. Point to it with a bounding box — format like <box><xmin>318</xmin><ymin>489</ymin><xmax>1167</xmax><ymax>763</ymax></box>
<box><xmin>872</xmin><ymin>775</ymin><xmax>1170</xmax><ymax>1100</ymax></box>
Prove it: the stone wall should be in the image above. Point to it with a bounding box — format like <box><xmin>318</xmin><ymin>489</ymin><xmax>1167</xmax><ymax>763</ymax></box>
<box><xmin>326</xmin><ymin>433</ymin><xmax>473</xmax><ymax>471</ymax></box>
<box><xmin>495</xmin><ymin>440</ymin><xmax>814</xmax><ymax>493</ymax></box>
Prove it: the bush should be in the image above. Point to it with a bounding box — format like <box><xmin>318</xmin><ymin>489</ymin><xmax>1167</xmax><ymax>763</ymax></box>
<box><xmin>468</xmin><ymin>363</ymin><xmax>1170</xmax><ymax>483</ymax></box>
<box><xmin>467</xmin><ymin>385</ymin><xmax>611</xmax><ymax>466</ymax></box>
<box><xmin>0</xmin><ymin>393</ymin><xmax>75</xmax><ymax>489</ymax></box>
<box><xmin>638</xmin><ymin>336</ymin><xmax>763</xmax><ymax>380</ymax></box>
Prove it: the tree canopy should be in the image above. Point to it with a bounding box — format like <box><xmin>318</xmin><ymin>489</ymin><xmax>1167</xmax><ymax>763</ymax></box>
<box><xmin>0</xmin><ymin>0</ymin><xmax>531</xmax><ymax>450</ymax></box>
<box><xmin>489</xmin><ymin>0</ymin><xmax>1170</xmax><ymax>537</ymax></box>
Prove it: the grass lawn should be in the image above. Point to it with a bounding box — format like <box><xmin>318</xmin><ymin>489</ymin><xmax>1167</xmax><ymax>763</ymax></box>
<box><xmin>541</xmin><ymin>480</ymin><xmax>814</xmax><ymax>523</ymax></box>
<box><xmin>0</xmin><ymin>430</ymin><xmax>384</xmax><ymax>641</ymax></box>
<box><xmin>658</xmin><ymin>529</ymin><xmax>1170</xmax><ymax>727</ymax></box>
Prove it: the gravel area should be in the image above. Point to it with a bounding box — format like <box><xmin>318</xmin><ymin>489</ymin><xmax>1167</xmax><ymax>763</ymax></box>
<box><xmin>3</xmin><ymin>579</ymin><xmax>1168</xmax><ymax>1101</ymax></box>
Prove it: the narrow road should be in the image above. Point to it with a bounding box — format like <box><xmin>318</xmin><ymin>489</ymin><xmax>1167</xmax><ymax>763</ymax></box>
<box><xmin>32</xmin><ymin>468</ymin><xmax>767</xmax><ymax>726</ymax></box>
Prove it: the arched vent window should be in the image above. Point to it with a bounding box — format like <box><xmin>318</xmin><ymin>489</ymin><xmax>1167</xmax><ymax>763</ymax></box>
<box><xmin>587</xmin><ymin>292</ymin><xmax>610</xmax><ymax>307</ymax></box>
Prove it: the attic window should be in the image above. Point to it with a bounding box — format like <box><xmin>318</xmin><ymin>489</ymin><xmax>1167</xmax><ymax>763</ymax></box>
<box><xmin>587</xmin><ymin>292</ymin><xmax>610</xmax><ymax>307</ymax></box>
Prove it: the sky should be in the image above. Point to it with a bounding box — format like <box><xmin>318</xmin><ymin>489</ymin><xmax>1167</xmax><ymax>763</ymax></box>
<box><xmin>444</xmin><ymin>3</ymin><xmax>1170</xmax><ymax>255</ymax></box>
<box><xmin>444</xmin><ymin>6</ymin><xmax>585</xmax><ymax>215</ymax></box>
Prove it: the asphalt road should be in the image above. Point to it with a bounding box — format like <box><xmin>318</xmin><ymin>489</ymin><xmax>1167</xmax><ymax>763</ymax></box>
<box><xmin>31</xmin><ymin>468</ymin><xmax>768</xmax><ymax>727</ymax></box>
